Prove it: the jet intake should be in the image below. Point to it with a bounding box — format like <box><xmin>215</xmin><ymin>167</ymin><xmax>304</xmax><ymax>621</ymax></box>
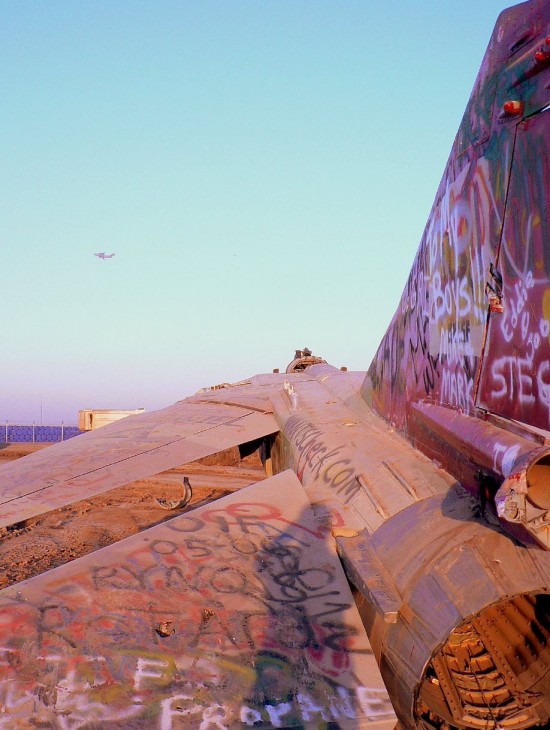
<box><xmin>337</xmin><ymin>485</ymin><xmax>550</xmax><ymax>730</ymax></box>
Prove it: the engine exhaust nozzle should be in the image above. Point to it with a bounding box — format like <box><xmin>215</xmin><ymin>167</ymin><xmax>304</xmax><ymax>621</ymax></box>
<box><xmin>338</xmin><ymin>486</ymin><xmax>550</xmax><ymax>729</ymax></box>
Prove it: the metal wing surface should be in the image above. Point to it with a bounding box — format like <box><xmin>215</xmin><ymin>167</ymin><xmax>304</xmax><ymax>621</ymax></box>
<box><xmin>0</xmin><ymin>471</ymin><xmax>396</xmax><ymax>729</ymax></box>
<box><xmin>0</xmin><ymin>387</ymin><xmax>278</xmax><ymax>529</ymax></box>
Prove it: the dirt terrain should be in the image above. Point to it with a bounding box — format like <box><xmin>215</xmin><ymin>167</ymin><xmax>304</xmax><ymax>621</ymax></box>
<box><xmin>0</xmin><ymin>442</ymin><xmax>267</xmax><ymax>589</ymax></box>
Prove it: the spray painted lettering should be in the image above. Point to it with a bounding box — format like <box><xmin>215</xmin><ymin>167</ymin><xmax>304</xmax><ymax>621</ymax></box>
<box><xmin>0</xmin><ymin>476</ymin><xmax>395</xmax><ymax>728</ymax></box>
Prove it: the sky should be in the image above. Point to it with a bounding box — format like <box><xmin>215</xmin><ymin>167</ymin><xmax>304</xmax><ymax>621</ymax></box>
<box><xmin>1</xmin><ymin>0</ymin><xmax>514</xmax><ymax>425</ymax></box>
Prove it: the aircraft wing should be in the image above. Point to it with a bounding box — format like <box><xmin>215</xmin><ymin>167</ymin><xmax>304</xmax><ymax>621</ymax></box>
<box><xmin>0</xmin><ymin>470</ymin><xmax>396</xmax><ymax>728</ymax></box>
<box><xmin>0</xmin><ymin>389</ymin><xmax>278</xmax><ymax>528</ymax></box>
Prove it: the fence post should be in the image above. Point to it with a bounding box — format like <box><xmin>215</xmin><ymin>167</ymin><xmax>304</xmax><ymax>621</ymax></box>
<box><xmin>61</xmin><ymin>421</ymin><xmax>64</xmax><ymax>442</ymax></box>
<box><xmin>4</xmin><ymin>422</ymin><xmax>7</xmax><ymax>443</ymax></box>
<box><xmin>32</xmin><ymin>421</ymin><xmax>35</xmax><ymax>443</ymax></box>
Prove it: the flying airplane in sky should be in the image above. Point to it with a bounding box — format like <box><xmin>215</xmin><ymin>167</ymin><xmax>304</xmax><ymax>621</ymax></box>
<box><xmin>0</xmin><ymin>1</ymin><xmax>549</xmax><ymax>728</ymax></box>
<box><xmin>94</xmin><ymin>252</ymin><xmax>115</xmax><ymax>259</ymax></box>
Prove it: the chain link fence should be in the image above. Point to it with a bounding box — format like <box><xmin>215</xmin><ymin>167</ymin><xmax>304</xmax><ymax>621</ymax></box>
<box><xmin>2</xmin><ymin>424</ymin><xmax>82</xmax><ymax>443</ymax></box>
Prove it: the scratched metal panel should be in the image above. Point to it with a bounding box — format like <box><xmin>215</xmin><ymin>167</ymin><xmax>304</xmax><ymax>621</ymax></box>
<box><xmin>0</xmin><ymin>399</ymin><xmax>278</xmax><ymax>528</ymax></box>
<box><xmin>186</xmin><ymin>389</ymin><xmax>275</xmax><ymax>413</ymax></box>
<box><xmin>0</xmin><ymin>471</ymin><xmax>396</xmax><ymax>729</ymax></box>
<box><xmin>363</xmin><ymin>1</ymin><xmax>550</xmax><ymax>432</ymax></box>
<box><xmin>477</xmin><ymin>109</ymin><xmax>550</xmax><ymax>430</ymax></box>
<box><xmin>272</xmin><ymin>377</ymin><xmax>449</xmax><ymax>536</ymax></box>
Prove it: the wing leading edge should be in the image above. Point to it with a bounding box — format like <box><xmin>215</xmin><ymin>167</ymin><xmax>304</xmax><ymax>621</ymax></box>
<box><xmin>0</xmin><ymin>390</ymin><xmax>278</xmax><ymax>528</ymax></box>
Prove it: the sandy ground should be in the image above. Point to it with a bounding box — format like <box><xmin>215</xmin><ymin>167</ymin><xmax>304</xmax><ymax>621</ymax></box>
<box><xmin>0</xmin><ymin>443</ymin><xmax>267</xmax><ymax>589</ymax></box>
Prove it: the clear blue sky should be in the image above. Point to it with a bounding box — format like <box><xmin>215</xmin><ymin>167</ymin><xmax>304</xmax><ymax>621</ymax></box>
<box><xmin>1</xmin><ymin>0</ymin><xmax>512</xmax><ymax>425</ymax></box>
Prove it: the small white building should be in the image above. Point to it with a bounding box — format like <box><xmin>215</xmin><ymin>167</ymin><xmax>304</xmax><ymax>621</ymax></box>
<box><xmin>78</xmin><ymin>408</ymin><xmax>145</xmax><ymax>431</ymax></box>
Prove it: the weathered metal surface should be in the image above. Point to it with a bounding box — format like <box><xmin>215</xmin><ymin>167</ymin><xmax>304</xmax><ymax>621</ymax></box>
<box><xmin>476</xmin><ymin>109</ymin><xmax>550</xmax><ymax>429</ymax></box>
<box><xmin>1</xmin><ymin>350</ymin><xmax>550</xmax><ymax>730</ymax></box>
<box><xmin>337</xmin><ymin>486</ymin><xmax>550</xmax><ymax>729</ymax></box>
<box><xmin>0</xmin><ymin>4</ymin><xmax>549</xmax><ymax>730</ymax></box>
<box><xmin>0</xmin><ymin>472</ymin><xmax>395</xmax><ymax>729</ymax></box>
<box><xmin>270</xmin><ymin>367</ymin><xmax>550</xmax><ymax>729</ymax></box>
<box><xmin>0</xmin><ymin>398</ymin><xmax>278</xmax><ymax>528</ymax></box>
<box><xmin>363</xmin><ymin>0</ymin><xmax>550</xmax><ymax>438</ymax></box>
<box><xmin>410</xmin><ymin>401</ymin><xmax>547</xmax><ymax>482</ymax></box>
<box><xmin>271</xmin><ymin>367</ymin><xmax>454</xmax><ymax>535</ymax></box>
<box><xmin>410</xmin><ymin>400</ymin><xmax>550</xmax><ymax>545</ymax></box>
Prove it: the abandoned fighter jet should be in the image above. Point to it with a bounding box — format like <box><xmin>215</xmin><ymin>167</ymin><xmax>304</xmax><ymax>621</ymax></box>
<box><xmin>0</xmin><ymin>1</ymin><xmax>549</xmax><ymax>727</ymax></box>
<box><xmin>94</xmin><ymin>252</ymin><xmax>115</xmax><ymax>259</ymax></box>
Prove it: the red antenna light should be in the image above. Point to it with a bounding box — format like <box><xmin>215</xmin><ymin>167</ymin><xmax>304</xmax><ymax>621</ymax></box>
<box><xmin>503</xmin><ymin>100</ymin><xmax>523</xmax><ymax>115</ymax></box>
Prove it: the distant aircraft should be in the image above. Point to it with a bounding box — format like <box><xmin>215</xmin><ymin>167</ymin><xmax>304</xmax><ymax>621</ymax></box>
<box><xmin>0</xmin><ymin>2</ymin><xmax>549</xmax><ymax>728</ymax></box>
<box><xmin>94</xmin><ymin>252</ymin><xmax>115</xmax><ymax>259</ymax></box>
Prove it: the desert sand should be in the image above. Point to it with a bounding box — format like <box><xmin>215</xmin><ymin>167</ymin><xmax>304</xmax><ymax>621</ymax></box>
<box><xmin>0</xmin><ymin>442</ymin><xmax>266</xmax><ymax>589</ymax></box>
